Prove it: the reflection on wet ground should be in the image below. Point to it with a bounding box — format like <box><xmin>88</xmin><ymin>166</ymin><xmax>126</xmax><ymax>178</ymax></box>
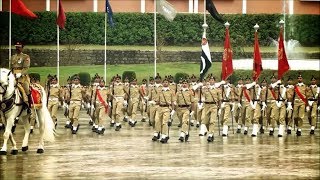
<box><xmin>0</xmin><ymin>110</ymin><xmax>319</xmax><ymax>179</ymax></box>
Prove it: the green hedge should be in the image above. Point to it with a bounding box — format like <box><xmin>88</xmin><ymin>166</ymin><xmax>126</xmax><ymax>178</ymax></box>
<box><xmin>0</xmin><ymin>12</ymin><xmax>319</xmax><ymax>46</ymax></box>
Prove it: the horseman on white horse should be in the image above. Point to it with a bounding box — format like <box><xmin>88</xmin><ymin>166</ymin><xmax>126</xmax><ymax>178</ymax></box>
<box><xmin>0</xmin><ymin>42</ymin><xmax>55</xmax><ymax>155</ymax></box>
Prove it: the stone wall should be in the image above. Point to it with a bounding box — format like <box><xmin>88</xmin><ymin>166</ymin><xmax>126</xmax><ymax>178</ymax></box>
<box><xmin>0</xmin><ymin>49</ymin><xmax>318</xmax><ymax>67</ymax></box>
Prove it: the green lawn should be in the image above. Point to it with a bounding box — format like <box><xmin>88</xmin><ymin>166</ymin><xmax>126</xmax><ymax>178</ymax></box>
<box><xmin>29</xmin><ymin>62</ymin><xmax>222</xmax><ymax>85</ymax></box>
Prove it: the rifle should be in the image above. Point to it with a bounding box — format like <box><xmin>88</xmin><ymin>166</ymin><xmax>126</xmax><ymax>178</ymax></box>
<box><xmin>87</xmin><ymin>84</ymin><xmax>94</xmax><ymax>115</ymax></box>
<box><xmin>291</xmin><ymin>89</ymin><xmax>296</xmax><ymax>131</ymax></box>
<box><xmin>46</xmin><ymin>79</ymin><xmax>51</xmax><ymax>107</ymax></box>
<box><xmin>64</xmin><ymin>83</ymin><xmax>72</xmax><ymax>118</ymax></box>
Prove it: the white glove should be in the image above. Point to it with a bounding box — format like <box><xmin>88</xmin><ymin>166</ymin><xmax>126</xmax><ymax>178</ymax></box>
<box><xmin>220</xmin><ymin>102</ymin><xmax>225</xmax><ymax>108</ymax></box>
<box><xmin>144</xmin><ymin>96</ymin><xmax>149</xmax><ymax>101</ymax></box>
<box><xmin>123</xmin><ymin>100</ymin><xmax>128</xmax><ymax>106</ymax></box>
<box><xmin>286</xmin><ymin>102</ymin><xmax>292</xmax><ymax>112</ymax></box>
<box><xmin>218</xmin><ymin>109</ymin><xmax>222</xmax><ymax>115</ymax></box>
<box><xmin>308</xmin><ymin>101</ymin><xmax>313</xmax><ymax>107</ymax></box>
<box><xmin>149</xmin><ymin>100</ymin><xmax>156</xmax><ymax>105</ymax></box>
<box><xmin>198</xmin><ymin>82</ymin><xmax>203</xmax><ymax>87</ymax></box>
<box><xmin>220</xmin><ymin>80</ymin><xmax>226</xmax><ymax>85</ymax></box>
<box><xmin>276</xmin><ymin>101</ymin><xmax>282</xmax><ymax>108</ymax></box>
<box><xmin>86</xmin><ymin>103</ymin><xmax>90</xmax><ymax>109</ymax></box>
<box><xmin>261</xmin><ymin>102</ymin><xmax>267</xmax><ymax>111</ymax></box>
<box><xmin>15</xmin><ymin>73</ymin><xmax>22</xmax><ymax>78</ymax></box>
<box><xmin>231</xmin><ymin>103</ymin><xmax>235</xmax><ymax>112</ymax></box>
<box><xmin>250</xmin><ymin>101</ymin><xmax>256</xmax><ymax>109</ymax></box>
<box><xmin>318</xmin><ymin>106</ymin><xmax>320</xmax><ymax>111</ymax></box>
<box><xmin>108</xmin><ymin>102</ymin><xmax>112</xmax><ymax>107</ymax></box>
<box><xmin>306</xmin><ymin>106</ymin><xmax>310</xmax><ymax>112</ymax></box>
<box><xmin>197</xmin><ymin>102</ymin><xmax>203</xmax><ymax>110</ymax></box>
<box><xmin>237</xmin><ymin>103</ymin><xmax>242</xmax><ymax>109</ymax></box>
<box><xmin>91</xmin><ymin>104</ymin><xmax>95</xmax><ymax>110</ymax></box>
<box><xmin>190</xmin><ymin>111</ymin><xmax>195</xmax><ymax>116</ymax></box>
<box><xmin>170</xmin><ymin>110</ymin><xmax>175</xmax><ymax>116</ymax></box>
<box><xmin>63</xmin><ymin>102</ymin><xmax>68</xmax><ymax>108</ymax></box>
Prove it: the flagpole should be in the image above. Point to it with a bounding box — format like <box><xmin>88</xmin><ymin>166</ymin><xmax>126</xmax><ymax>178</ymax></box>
<box><xmin>104</xmin><ymin>12</ymin><xmax>107</xmax><ymax>83</ymax></box>
<box><xmin>9</xmin><ymin>0</ymin><xmax>12</xmax><ymax>69</ymax></box>
<box><xmin>154</xmin><ymin>0</ymin><xmax>157</xmax><ymax>77</ymax></box>
<box><xmin>57</xmin><ymin>0</ymin><xmax>60</xmax><ymax>83</ymax></box>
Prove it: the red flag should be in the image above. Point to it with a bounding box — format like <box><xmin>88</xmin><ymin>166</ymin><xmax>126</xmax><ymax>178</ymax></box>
<box><xmin>11</xmin><ymin>0</ymin><xmax>37</xmax><ymax>18</ymax></box>
<box><xmin>253</xmin><ymin>31</ymin><xmax>262</xmax><ymax>81</ymax></box>
<box><xmin>278</xmin><ymin>27</ymin><xmax>290</xmax><ymax>80</ymax></box>
<box><xmin>56</xmin><ymin>0</ymin><xmax>66</xmax><ymax>29</ymax></box>
<box><xmin>221</xmin><ymin>27</ymin><xmax>233</xmax><ymax>80</ymax></box>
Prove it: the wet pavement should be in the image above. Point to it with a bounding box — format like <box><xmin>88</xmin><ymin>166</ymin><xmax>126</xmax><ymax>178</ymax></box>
<box><xmin>0</xmin><ymin>109</ymin><xmax>319</xmax><ymax>179</ymax></box>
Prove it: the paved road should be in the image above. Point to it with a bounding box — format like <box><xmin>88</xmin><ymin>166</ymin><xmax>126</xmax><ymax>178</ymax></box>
<box><xmin>0</xmin><ymin>109</ymin><xmax>319</xmax><ymax>179</ymax></box>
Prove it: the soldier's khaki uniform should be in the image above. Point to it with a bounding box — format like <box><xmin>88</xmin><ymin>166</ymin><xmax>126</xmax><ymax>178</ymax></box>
<box><xmin>169</xmin><ymin>82</ymin><xmax>177</xmax><ymax>94</ymax></box>
<box><xmin>154</xmin><ymin>87</ymin><xmax>175</xmax><ymax>139</ymax></box>
<box><xmin>201</xmin><ymin>85</ymin><xmax>221</xmax><ymax>136</ymax></box>
<box><xmin>307</xmin><ymin>84</ymin><xmax>319</xmax><ymax>131</ymax></box>
<box><xmin>233</xmin><ymin>84</ymin><xmax>243</xmax><ymax>131</ymax></box>
<box><xmin>147</xmin><ymin>84</ymin><xmax>162</xmax><ymax>126</ymax></box>
<box><xmin>293</xmin><ymin>83</ymin><xmax>307</xmax><ymax>130</ymax></box>
<box><xmin>127</xmin><ymin>84</ymin><xmax>140</xmax><ymax>124</ymax></box>
<box><xmin>10</xmin><ymin>52</ymin><xmax>30</xmax><ymax>104</ymax></box>
<box><xmin>240</xmin><ymin>86</ymin><xmax>252</xmax><ymax>134</ymax></box>
<box><xmin>111</xmin><ymin>82</ymin><xmax>126</xmax><ymax>127</ymax></box>
<box><xmin>261</xmin><ymin>86</ymin><xmax>277</xmax><ymax>132</ymax></box>
<box><xmin>176</xmin><ymin>87</ymin><xmax>194</xmax><ymax>136</ymax></box>
<box><xmin>94</xmin><ymin>86</ymin><xmax>110</xmax><ymax>128</ymax></box>
<box><xmin>190</xmin><ymin>82</ymin><xmax>199</xmax><ymax>126</ymax></box>
<box><xmin>139</xmin><ymin>84</ymin><xmax>148</xmax><ymax>120</ymax></box>
<box><xmin>286</xmin><ymin>85</ymin><xmax>295</xmax><ymax>131</ymax></box>
<box><xmin>220</xmin><ymin>84</ymin><xmax>234</xmax><ymax>136</ymax></box>
<box><xmin>47</xmin><ymin>84</ymin><xmax>63</xmax><ymax>125</ymax></box>
<box><xmin>66</xmin><ymin>84</ymin><xmax>85</xmax><ymax>129</ymax></box>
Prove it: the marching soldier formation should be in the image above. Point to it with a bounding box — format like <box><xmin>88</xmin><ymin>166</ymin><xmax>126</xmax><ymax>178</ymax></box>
<box><xmin>2</xmin><ymin>44</ymin><xmax>319</xmax><ymax>143</ymax></box>
<box><xmin>17</xmin><ymin>72</ymin><xmax>317</xmax><ymax>144</ymax></box>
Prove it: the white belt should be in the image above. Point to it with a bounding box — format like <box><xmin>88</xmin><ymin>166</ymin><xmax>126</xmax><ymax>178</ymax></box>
<box><xmin>70</xmin><ymin>100</ymin><xmax>81</xmax><ymax>103</ymax></box>
<box><xmin>49</xmin><ymin>98</ymin><xmax>59</xmax><ymax>101</ymax></box>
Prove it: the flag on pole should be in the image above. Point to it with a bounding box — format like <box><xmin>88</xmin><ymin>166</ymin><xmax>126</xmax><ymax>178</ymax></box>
<box><xmin>221</xmin><ymin>26</ymin><xmax>233</xmax><ymax>80</ymax></box>
<box><xmin>56</xmin><ymin>0</ymin><xmax>66</xmax><ymax>29</ymax></box>
<box><xmin>253</xmin><ymin>31</ymin><xmax>262</xmax><ymax>81</ymax></box>
<box><xmin>105</xmin><ymin>0</ymin><xmax>115</xmax><ymax>27</ymax></box>
<box><xmin>200</xmin><ymin>36</ymin><xmax>212</xmax><ymax>81</ymax></box>
<box><xmin>278</xmin><ymin>27</ymin><xmax>290</xmax><ymax>80</ymax></box>
<box><xmin>206</xmin><ymin>0</ymin><xmax>224</xmax><ymax>24</ymax></box>
<box><xmin>157</xmin><ymin>0</ymin><xmax>177</xmax><ymax>21</ymax></box>
<box><xmin>11</xmin><ymin>0</ymin><xmax>37</xmax><ymax>18</ymax></box>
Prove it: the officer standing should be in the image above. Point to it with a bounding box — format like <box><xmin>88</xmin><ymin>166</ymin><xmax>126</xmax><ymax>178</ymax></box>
<box><xmin>10</xmin><ymin>42</ymin><xmax>31</xmax><ymax>110</ymax></box>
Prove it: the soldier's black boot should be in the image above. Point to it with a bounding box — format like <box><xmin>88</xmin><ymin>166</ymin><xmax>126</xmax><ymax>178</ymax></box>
<box><xmin>115</xmin><ymin>125</ymin><xmax>121</xmax><ymax>131</ymax></box>
<box><xmin>310</xmin><ymin>130</ymin><xmax>315</xmax><ymax>135</ymax></box>
<box><xmin>207</xmin><ymin>135</ymin><xmax>214</xmax><ymax>142</ymax></box>
<box><xmin>259</xmin><ymin>127</ymin><xmax>264</xmax><ymax>134</ymax></box>
<box><xmin>269</xmin><ymin>130</ymin><xmax>274</xmax><ymax>136</ymax></box>
<box><xmin>296</xmin><ymin>130</ymin><xmax>301</xmax><ymax>136</ymax></box>
<box><xmin>287</xmin><ymin>129</ymin><xmax>291</xmax><ymax>134</ymax></box>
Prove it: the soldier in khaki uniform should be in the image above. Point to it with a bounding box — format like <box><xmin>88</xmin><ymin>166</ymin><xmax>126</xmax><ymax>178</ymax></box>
<box><xmin>234</xmin><ymin>78</ymin><xmax>244</xmax><ymax>133</ymax></box>
<box><xmin>94</xmin><ymin>79</ymin><xmax>111</xmax><ymax>134</ymax></box>
<box><xmin>189</xmin><ymin>75</ymin><xmax>198</xmax><ymax>127</ymax></box>
<box><xmin>139</xmin><ymin>79</ymin><xmax>148</xmax><ymax>122</ymax></box>
<box><xmin>259</xmin><ymin>78</ymin><xmax>269</xmax><ymax>133</ymax></box>
<box><xmin>306</xmin><ymin>76</ymin><xmax>319</xmax><ymax>135</ymax></box>
<box><xmin>239</xmin><ymin>77</ymin><xmax>255</xmax><ymax>135</ymax></box>
<box><xmin>220</xmin><ymin>78</ymin><xmax>234</xmax><ymax>136</ymax></box>
<box><xmin>65</xmin><ymin>75</ymin><xmax>86</xmax><ymax>134</ymax></box>
<box><xmin>127</xmin><ymin>79</ymin><xmax>140</xmax><ymax>127</ymax></box>
<box><xmin>285</xmin><ymin>77</ymin><xmax>295</xmax><ymax>134</ymax></box>
<box><xmin>10</xmin><ymin>42</ymin><xmax>31</xmax><ymax>110</ymax></box>
<box><xmin>293</xmin><ymin>74</ymin><xmax>307</xmax><ymax>136</ymax></box>
<box><xmin>111</xmin><ymin>75</ymin><xmax>127</xmax><ymax>131</ymax></box>
<box><xmin>148</xmin><ymin>76</ymin><xmax>162</xmax><ymax>128</ymax></box>
<box><xmin>152</xmin><ymin>78</ymin><xmax>175</xmax><ymax>144</ymax></box>
<box><xmin>47</xmin><ymin>75</ymin><xmax>63</xmax><ymax>128</ymax></box>
<box><xmin>200</xmin><ymin>76</ymin><xmax>222</xmax><ymax>142</ymax></box>
<box><xmin>175</xmin><ymin>79</ymin><xmax>195</xmax><ymax>142</ymax></box>
<box><xmin>123</xmin><ymin>77</ymin><xmax>130</xmax><ymax>122</ymax></box>
<box><xmin>87</xmin><ymin>74</ymin><xmax>101</xmax><ymax>131</ymax></box>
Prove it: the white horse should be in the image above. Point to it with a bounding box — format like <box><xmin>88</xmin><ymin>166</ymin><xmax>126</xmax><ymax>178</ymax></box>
<box><xmin>0</xmin><ymin>68</ymin><xmax>55</xmax><ymax>155</ymax></box>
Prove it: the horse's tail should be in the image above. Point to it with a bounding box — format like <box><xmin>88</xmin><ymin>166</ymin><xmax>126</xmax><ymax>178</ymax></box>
<box><xmin>40</xmin><ymin>86</ymin><xmax>56</xmax><ymax>142</ymax></box>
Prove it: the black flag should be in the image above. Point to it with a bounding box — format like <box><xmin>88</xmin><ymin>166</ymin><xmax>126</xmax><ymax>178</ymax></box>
<box><xmin>206</xmin><ymin>0</ymin><xmax>224</xmax><ymax>24</ymax></box>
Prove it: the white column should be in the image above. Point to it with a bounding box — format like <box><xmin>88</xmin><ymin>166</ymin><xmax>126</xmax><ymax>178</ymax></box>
<box><xmin>93</xmin><ymin>0</ymin><xmax>98</xmax><ymax>12</ymax></box>
<box><xmin>193</xmin><ymin>0</ymin><xmax>198</xmax><ymax>13</ymax></box>
<box><xmin>242</xmin><ymin>0</ymin><xmax>247</xmax><ymax>14</ymax></box>
<box><xmin>141</xmin><ymin>0</ymin><xmax>145</xmax><ymax>13</ymax></box>
<box><xmin>288</xmin><ymin>0</ymin><xmax>294</xmax><ymax>15</ymax></box>
<box><xmin>0</xmin><ymin>0</ymin><xmax>3</xmax><ymax>11</ymax></box>
<box><xmin>46</xmin><ymin>0</ymin><xmax>50</xmax><ymax>11</ymax></box>
<box><xmin>188</xmin><ymin>0</ymin><xmax>193</xmax><ymax>13</ymax></box>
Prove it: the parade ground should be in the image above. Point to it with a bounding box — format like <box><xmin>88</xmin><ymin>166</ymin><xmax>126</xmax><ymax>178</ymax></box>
<box><xmin>0</xmin><ymin>109</ymin><xmax>319</xmax><ymax>179</ymax></box>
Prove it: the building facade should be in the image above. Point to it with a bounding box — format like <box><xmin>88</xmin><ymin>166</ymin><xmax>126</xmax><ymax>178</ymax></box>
<box><xmin>1</xmin><ymin>0</ymin><xmax>319</xmax><ymax>15</ymax></box>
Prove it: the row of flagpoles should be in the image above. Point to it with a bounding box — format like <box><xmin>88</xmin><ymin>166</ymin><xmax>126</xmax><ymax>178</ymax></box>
<box><xmin>7</xmin><ymin>0</ymin><xmax>290</xmax><ymax>83</ymax></box>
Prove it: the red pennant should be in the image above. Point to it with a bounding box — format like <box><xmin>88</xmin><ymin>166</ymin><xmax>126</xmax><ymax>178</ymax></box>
<box><xmin>294</xmin><ymin>85</ymin><xmax>307</xmax><ymax>105</ymax></box>
<box><xmin>12</xmin><ymin>0</ymin><xmax>37</xmax><ymax>19</ymax></box>
<box><xmin>253</xmin><ymin>31</ymin><xmax>262</xmax><ymax>81</ymax></box>
<box><xmin>56</xmin><ymin>0</ymin><xmax>66</xmax><ymax>29</ymax></box>
<box><xmin>278</xmin><ymin>27</ymin><xmax>290</xmax><ymax>80</ymax></box>
<box><xmin>96</xmin><ymin>89</ymin><xmax>109</xmax><ymax>113</ymax></box>
<box><xmin>221</xmin><ymin>28</ymin><xmax>233</xmax><ymax>80</ymax></box>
